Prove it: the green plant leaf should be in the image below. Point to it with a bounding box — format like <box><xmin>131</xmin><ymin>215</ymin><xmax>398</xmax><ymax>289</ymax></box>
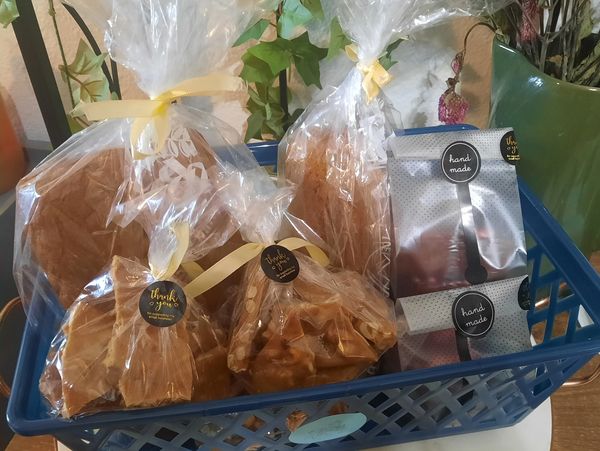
<box><xmin>0</xmin><ymin>0</ymin><xmax>19</xmax><ymax>28</ymax></box>
<box><xmin>267</xmin><ymin>85</ymin><xmax>284</xmax><ymax>104</ymax></box>
<box><xmin>278</xmin><ymin>0</ymin><xmax>312</xmax><ymax>39</ymax></box>
<box><xmin>67</xmin><ymin>40</ymin><xmax>107</xmax><ymax>75</ymax></box>
<box><xmin>265</xmin><ymin>102</ymin><xmax>273</xmax><ymax>120</ymax></box>
<box><xmin>248</xmin><ymin>39</ymin><xmax>293</xmax><ymax>75</ymax></box>
<box><xmin>234</xmin><ymin>19</ymin><xmax>270</xmax><ymax>47</ymax></box>
<box><xmin>245</xmin><ymin>110</ymin><xmax>265</xmax><ymax>141</ymax></box>
<box><xmin>327</xmin><ymin>17</ymin><xmax>351</xmax><ymax>59</ymax></box>
<box><xmin>255</xmin><ymin>83</ymin><xmax>271</xmax><ymax>102</ymax></box>
<box><xmin>290</xmin><ymin>32</ymin><xmax>327</xmax><ymax>88</ymax></box>
<box><xmin>248</xmin><ymin>86</ymin><xmax>266</xmax><ymax>107</ymax></box>
<box><xmin>59</xmin><ymin>40</ymin><xmax>111</xmax><ymax>107</ymax></box>
<box><xmin>378</xmin><ymin>38</ymin><xmax>404</xmax><ymax>70</ymax></box>
<box><xmin>386</xmin><ymin>38</ymin><xmax>403</xmax><ymax>54</ymax></box>
<box><xmin>264</xmin><ymin>113</ymin><xmax>285</xmax><ymax>138</ymax></box>
<box><xmin>378</xmin><ymin>54</ymin><xmax>394</xmax><ymax>71</ymax></box>
<box><xmin>301</xmin><ymin>0</ymin><xmax>323</xmax><ymax>20</ymax></box>
<box><xmin>77</xmin><ymin>72</ymin><xmax>111</xmax><ymax>103</ymax></box>
<box><xmin>61</xmin><ymin>68</ymin><xmax>111</xmax><ymax>105</ymax></box>
<box><xmin>67</xmin><ymin>115</ymin><xmax>86</xmax><ymax>133</ymax></box>
<box><xmin>241</xmin><ymin>53</ymin><xmax>278</xmax><ymax>84</ymax></box>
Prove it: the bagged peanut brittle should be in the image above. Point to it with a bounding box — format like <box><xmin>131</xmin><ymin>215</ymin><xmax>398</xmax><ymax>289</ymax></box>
<box><xmin>40</xmin><ymin>256</ymin><xmax>232</xmax><ymax>417</ymax></box>
<box><xmin>207</xmin><ymin>197</ymin><xmax>398</xmax><ymax>394</ymax></box>
<box><xmin>228</xmin><ymin>251</ymin><xmax>397</xmax><ymax>393</ymax></box>
<box><xmin>279</xmin><ymin>0</ymin><xmax>512</xmax><ymax>295</ymax></box>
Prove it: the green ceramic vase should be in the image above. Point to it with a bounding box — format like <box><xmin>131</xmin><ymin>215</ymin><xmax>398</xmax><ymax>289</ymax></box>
<box><xmin>490</xmin><ymin>40</ymin><xmax>600</xmax><ymax>258</ymax></box>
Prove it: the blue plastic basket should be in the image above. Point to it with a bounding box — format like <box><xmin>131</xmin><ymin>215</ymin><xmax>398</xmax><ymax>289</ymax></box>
<box><xmin>8</xmin><ymin>125</ymin><xmax>600</xmax><ymax>451</ymax></box>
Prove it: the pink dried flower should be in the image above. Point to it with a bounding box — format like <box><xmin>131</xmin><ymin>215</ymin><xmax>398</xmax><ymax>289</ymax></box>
<box><xmin>451</xmin><ymin>51</ymin><xmax>465</xmax><ymax>76</ymax></box>
<box><xmin>520</xmin><ymin>0</ymin><xmax>540</xmax><ymax>43</ymax></box>
<box><xmin>438</xmin><ymin>79</ymin><xmax>469</xmax><ymax>125</ymax></box>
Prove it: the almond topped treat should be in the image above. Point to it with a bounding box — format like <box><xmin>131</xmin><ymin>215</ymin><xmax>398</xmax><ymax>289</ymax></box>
<box><xmin>228</xmin><ymin>251</ymin><xmax>396</xmax><ymax>394</ymax></box>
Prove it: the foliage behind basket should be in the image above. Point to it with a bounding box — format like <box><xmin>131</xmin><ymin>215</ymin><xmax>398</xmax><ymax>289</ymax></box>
<box><xmin>493</xmin><ymin>0</ymin><xmax>600</xmax><ymax>87</ymax></box>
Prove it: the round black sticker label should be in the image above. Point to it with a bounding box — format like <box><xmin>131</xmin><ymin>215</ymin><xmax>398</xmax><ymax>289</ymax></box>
<box><xmin>452</xmin><ymin>291</ymin><xmax>495</xmax><ymax>338</ymax></box>
<box><xmin>260</xmin><ymin>245</ymin><xmax>300</xmax><ymax>283</ymax></box>
<box><xmin>500</xmin><ymin>130</ymin><xmax>520</xmax><ymax>165</ymax></box>
<box><xmin>139</xmin><ymin>281</ymin><xmax>187</xmax><ymax>327</ymax></box>
<box><xmin>518</xmin><ymin>277</ymin><xmax>531</xmax><ymax>311</ymax></box>
<box><xmin>441</xmin><ymin>141</ymin><xmax>481</xmax><ymax>184</ymax></box>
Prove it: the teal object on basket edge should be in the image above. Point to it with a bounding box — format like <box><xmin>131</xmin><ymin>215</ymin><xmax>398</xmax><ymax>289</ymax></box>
<box><xmin>7</xmin><ymin>125</ymin><xmax>600</xmax><ymax>450</ymax></box>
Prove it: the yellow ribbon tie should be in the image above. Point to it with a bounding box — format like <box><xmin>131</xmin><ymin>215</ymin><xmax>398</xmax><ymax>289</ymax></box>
<box><xmin>77</xmin><ymin>73</ymin><xmax>243</xmax><ymax>159</ymax></box>
<box><xmin>345</xmin><ymin>44</ymin><xmax>392</xmax><ymax>103</ymax></box>
<box><xmin>181</xmin><ymin>261</ymin><xmax>205</xmax><ymax>280</ymax></box>
<box><xmin>184</xmin><ymin>238</ymin><xmax>330</xmax><ymax>299</ymax></box>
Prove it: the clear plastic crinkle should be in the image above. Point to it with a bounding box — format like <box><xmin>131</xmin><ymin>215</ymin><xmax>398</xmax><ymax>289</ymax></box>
<box><xmin>278</xmin><ymin>0</ymin><xmax>510</xmax><ymax>295</ymax></box>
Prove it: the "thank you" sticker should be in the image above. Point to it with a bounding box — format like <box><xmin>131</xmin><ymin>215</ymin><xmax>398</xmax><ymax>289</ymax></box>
<box><xmin>441</xmin><ymin>141</ymin><xmax>481</xmax><ymax>184</ymax></box>
<box><xmin>500</xmin><ymin>130</ymin><xmax>520</xmax><ymax>165</ymax></box>
<box><xmin>261</xmin><ymin>245</ymin><xmax>300</xmax><ymax>283</ymax></box>
<box><xmin>139</xmin><ymin>281</ymin><xmax>187</xmax><ymax>327</ymax></box>
<box><xmin>452</xmin><ymin>291</ymin><xmax>495</xmax><ymax>338</ymax></box>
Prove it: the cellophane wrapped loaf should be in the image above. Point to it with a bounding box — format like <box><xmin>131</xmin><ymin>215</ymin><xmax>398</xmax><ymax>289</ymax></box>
<box><xmin>278</xmin><ymin>0</ymin><xmax>513</xmax><ymax>295</ymax></box>
<box><xmin>226</xmin><ymin>193</ymin><xmax>397</xmax><ymax>394</ymax></box>
<box><xmin>14</xmin><ymin>0</ymin><xmax>276</xmax><ymax>325</ymax></box>
<box><xmin>30</xmin><ymin>0</ymin><xmax>278</xmax><ymax>417</ymax></box>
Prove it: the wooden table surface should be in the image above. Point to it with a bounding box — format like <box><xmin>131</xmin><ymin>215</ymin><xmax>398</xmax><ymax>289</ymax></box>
<box><xmin>549</xmin><ymin>357</ymin><xmax>600</xmax><ymax>451</ymax></box>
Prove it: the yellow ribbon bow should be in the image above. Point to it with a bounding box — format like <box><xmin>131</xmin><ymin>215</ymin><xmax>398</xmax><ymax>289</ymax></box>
<box><xmin>77</xmin><ymin>73</ymin><xmax>243</xmax><ymax>159</ymax></box>
<box><xmin>184</xmin><ymin>237</ymin><xmax>330</xmax><ymax>299</ymax></box>
<box><xmin>345</xmin><ymin>44</ymin><xmax>392</xmax><ymax>103</ymax></box>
